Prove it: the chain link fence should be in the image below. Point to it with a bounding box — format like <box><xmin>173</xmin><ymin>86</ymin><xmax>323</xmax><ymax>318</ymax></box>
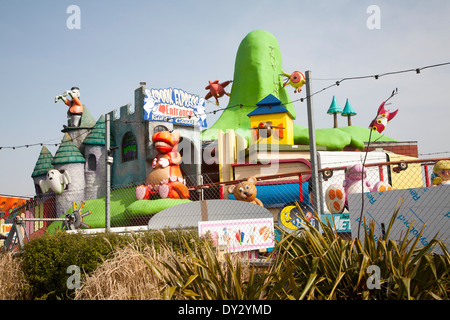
<box><xmin>2</xmin><ymin>157</ymin><xmax>449</xmax><ymax>254</ymax></box>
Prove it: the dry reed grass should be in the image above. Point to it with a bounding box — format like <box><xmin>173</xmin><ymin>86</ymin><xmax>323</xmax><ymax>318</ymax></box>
<box><xmin>0</xmin><ymin>253</ymin><xmax>31</xmax><ymax>300</ymax></box>
<box><xmin>74</xmin><ymin>236</ymin><xmax>254</xmax><ymax>300</ymax></box>
<box><xmin>73</xmin><ymin>241</ymin><xmax>170</xmax><ymax>300</ymax></box>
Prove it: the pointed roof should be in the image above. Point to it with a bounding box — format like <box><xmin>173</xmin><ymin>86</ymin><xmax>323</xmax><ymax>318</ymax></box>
<box><xmin>61</xmin><ymin>105</ymin><xmax>97</xmax><ymax>133</ymax></box>
<box><xmin>77</xmin><ymin>105</ymin><xmax>96</xmax><ymax>128</ymax></box>
<box><xmin>341</xmin><ymin>98</ymin><xmax>357</xmax><ymax>116</ymax></box>
<box><xmin>256</xmin><ymin>94</ymin><xmax>282</xmax><ymax>107</ymax></box>
<box><xmin>31</xmin><ymin>146</ymin><xmax>54</xmax><ymax>177</ymax></box>
<box><xmin>327</xmin><ymin>96</ymin><xmax>343</xmax><ymax>114</ymax></box>
<box><xmin>247</xmin><ymin>94</ymin><xmax>294</xmax><ymax>118</ymax></box>
<box><xmin>83</xmin><ymin>115</ymin><xmax>105</xmax><ymax>146</ymax></box>
<box><xmin>52</xmin><ymin>133</ymin><xmax>86</xmax><ymax>165</ymax></box>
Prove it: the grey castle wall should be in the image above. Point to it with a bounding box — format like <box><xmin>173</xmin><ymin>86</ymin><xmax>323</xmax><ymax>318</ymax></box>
<box><xmin>84</xmin><ymin>144</ymin><xmax>106</xmax><ymax>200</ymax></box>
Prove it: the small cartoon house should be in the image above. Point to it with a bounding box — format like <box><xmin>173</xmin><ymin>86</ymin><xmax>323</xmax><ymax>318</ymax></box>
<box><xmin>247</xmin><ymin>94</ymin><xmax>294</xmax><ymax>145</ymax></box>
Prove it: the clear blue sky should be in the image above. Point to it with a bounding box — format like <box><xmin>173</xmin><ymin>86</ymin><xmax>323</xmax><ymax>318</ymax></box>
<box><xmin>1</xmin><ymin>0</ymin><xmax>449</xmax><ymax>196</ymax></box>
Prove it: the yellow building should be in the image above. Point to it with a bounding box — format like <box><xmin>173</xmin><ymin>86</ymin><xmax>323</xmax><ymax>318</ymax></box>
<box><xmin>247</xmin><ymin>94</ymin><xmax>294</xmax><ymax>145</ymax></box>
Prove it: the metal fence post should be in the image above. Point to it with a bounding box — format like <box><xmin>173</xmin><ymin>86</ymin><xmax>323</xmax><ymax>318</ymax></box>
<box><xmin>105</xmin><ymin>113</ymin><xmax>111</xmax><ymax>232</ymax></box>
<box><xmin>305</xmin><ymin>71</ymin><xmax>324</xmax><ymax>221</ymax></box>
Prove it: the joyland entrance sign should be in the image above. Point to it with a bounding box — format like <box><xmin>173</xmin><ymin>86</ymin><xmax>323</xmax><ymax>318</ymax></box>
<box><xmin>143</xmin><ymin>88</ymin><xmax>207</xmax><ymax>127</ymax></box>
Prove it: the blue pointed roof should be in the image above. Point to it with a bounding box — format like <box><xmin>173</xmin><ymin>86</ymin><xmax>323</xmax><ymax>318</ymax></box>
<box><xmin>341</xmin><ymin>98</ymin><xmax>357</xmax><ymax>116</ymax></box>
<box><xmin>247</xmin><ymin>94</ymin><xmax>294</xmax><ymax>118</ymax></box>
<box><xmin>256</xmin><ymin>94</ymin><xmax>282</xmax><ymax>107</ymax></box>
<box><xmin>327</xmin><ymin>96</ymin><xmax>343</xmax><ymax>114</ymax></box>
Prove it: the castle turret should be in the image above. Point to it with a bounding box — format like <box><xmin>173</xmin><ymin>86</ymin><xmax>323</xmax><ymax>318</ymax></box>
<box><xmin>61</xmin><ymin>105</ymin><xmax>96</xmax><ymax>155</ymax></box>
<box><xmin>83</xmin><ymin>115</ymin><xmax>107</xmax><ymax>200</ymax></box>
<box><xmin>31</xmin><ymin>146</ymin><xmax>55</xmax><ymax>196</ymax></box>
<box><xmin>52</xmin><ymin>133</ymin><xmax>86</xmax><ymax>217</ymax></box>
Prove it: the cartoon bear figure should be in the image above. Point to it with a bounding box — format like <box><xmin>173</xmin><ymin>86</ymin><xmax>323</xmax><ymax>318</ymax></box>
<box><xmin>228</xmin><ymin>176</ymin><xmax>264</xmax><ymax>207</ymax></box>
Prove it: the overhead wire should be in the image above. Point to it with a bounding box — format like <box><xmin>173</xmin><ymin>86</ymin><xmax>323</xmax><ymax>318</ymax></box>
<box><xmin>1</xmin><ymin>61</ymin><xmax>450</xmax><ymax>151</ymax></box>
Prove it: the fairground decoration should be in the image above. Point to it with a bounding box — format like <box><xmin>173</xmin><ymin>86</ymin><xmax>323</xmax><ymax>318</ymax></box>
<box><xmin>282</xmin><ymin>71</ymin><xmax>306</xmax><ymax>93</ymax></box>
<box><xmin>143</xmin><ymin>88</ymin><xmax>207</xmax><ymax>127</ymax></box>
<box><xmin>198</xmin><ymin>218</ymin><xmax>274</xmax><ymax>253</ymax></box>
<box><xmin>369</xmin><ymin>101</ymin><xmax>399</xmax><ymax>133</ymax></box>
<box><xmin>204</xmin><ymin>80</ymin><xmax>232</xmax><ymax>105</ymax></box>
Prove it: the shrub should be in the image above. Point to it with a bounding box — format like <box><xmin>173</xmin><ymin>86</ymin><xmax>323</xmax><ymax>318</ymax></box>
<box><xmin>20</xmin><ymin>228</ymin><xmax>206</xmax><ymax>299</ymax></box>
<box><xmin>270</xmin><ymin>201</ymin><xmax>450</xmax><ymax>300</ymax></box>
<box><xmin>136</xmin><ymin>201</ymin><xmax>450</xmax><ymax>300</ymax></box>
<box><xmin>21</xmin><ymin>231</ymin><xmax>125</xmax><ymax>299</ymax></box>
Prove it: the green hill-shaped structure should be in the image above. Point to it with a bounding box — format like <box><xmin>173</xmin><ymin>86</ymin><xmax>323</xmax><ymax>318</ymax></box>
<box><xmin>202</xmin><ymin>30</ymin><xmax>396</xmax><ymax>150</ymax></box>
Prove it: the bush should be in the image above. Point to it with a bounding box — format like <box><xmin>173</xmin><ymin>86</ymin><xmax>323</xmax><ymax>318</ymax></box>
<box><xmin>20</xmin><ymin>228</ymin><xmax>206</xmax><ymax>299</ymax></box>
<box><xmin>269</xmin><ymin>201</ymin><xmax>450</xmax><ymax>300</ymax></box>
<box><xmin>136</xmin><ymin>201</ymin><xmax>450</xmax><ymax>300</ymax></box>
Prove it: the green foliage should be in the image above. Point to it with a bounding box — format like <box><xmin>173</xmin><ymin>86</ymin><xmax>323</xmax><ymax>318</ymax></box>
<box><xmin>139</xmin><ymin>237</ymin><xmax>271</xmax><ymax>300</ymax></box>
<box><xmin>21</xmin><ymin>228</ymin><xmax>204</xmax><ymax>299</ymax></box>
<box><xmin>21</xmin><ymin>231</ymin><xmax>124</xmax><ymax>299</ymax></box>
<box><xmin>269</xmin><ymin>200</ymin><xmax>450</xmax><ymax>300</ymax></box>
<box><xmin>139</xmin><ymin>201</ymin><xmax>450</xmax><ymax>300</ymax></box>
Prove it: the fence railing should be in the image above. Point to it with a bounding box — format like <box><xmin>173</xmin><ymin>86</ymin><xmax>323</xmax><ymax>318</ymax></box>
<box><xmin>2</xmin><ymin>157</ymin><xmax>449</xmax><ymax>252</ymax></box>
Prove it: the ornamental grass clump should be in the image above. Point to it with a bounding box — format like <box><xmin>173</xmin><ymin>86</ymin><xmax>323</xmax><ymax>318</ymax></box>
<box><xmin>272</xmin><ymin>199</ymin><xmax>450</xmax><ymax>300</ymax></box>
<box><xmin>136</xmin><ymin>199</ymin><xmax>449</xmax><ymax>300</ymax></box>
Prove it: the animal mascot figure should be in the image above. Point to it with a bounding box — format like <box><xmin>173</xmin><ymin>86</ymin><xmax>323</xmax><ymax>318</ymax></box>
<box><xmin>228</xmin><ymin>176</ymin><xmax>264</xmax><ymax>207</ymax></box>
<box><xmin>205</xmin><ymin>80</ymin><xmax>232</xmax><ymax>105</ymax></box>
<box><xmin>325</xmin><ymin>164</ymin><xmax>392</xmax><ymax>213</ymax></box>
<box><xmin>282</xmin><ymin>71</ymin><xmax>306</xmax><ymax>93</ymax></box>
<box><xmin>139</xmin><ymin>130</ymin><xmax>189</xmax><ymax>199</ymax></box>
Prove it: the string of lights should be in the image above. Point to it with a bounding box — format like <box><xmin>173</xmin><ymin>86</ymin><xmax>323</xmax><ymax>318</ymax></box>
<box><xmin>1</xmin><ymin>61</ymin><xmax>449</xmax><ymax>151</ymax></box>
<box><xmin>0</xmin><ymin>129</ymin><xmax>91</xmax><ymax>151</ymax></box>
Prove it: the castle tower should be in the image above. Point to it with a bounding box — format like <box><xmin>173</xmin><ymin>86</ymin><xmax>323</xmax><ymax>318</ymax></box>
<box><xmin>61</xmin><ymin>105</ymin><xmax>96</xmax><ymax>155</ymax></box>
<box><xmin>83</xmin><ymin>115</ymin><xmax>107</xmax><ymax>200</ymax></box>
<box><xmin>52</xmin><ymin>133</ymin><xmax>86</xmax><ymax>217</ymax></box>
<box><xmin>31</xmin><ymin>146</ymin><xmax>55</xmax><ymax>196</ymax></box>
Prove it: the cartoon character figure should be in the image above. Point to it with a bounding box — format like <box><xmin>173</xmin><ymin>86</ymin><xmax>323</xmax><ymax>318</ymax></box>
<box><xmin>205</xmin><ymin>80</ymin><xmax>232</xmax><ymax>105</ymax></box>
<box><xmin>55</xmin><ymin>87</ymin><xmax>84</xmax><ymax>127</ymax></box>
<box><xmin>432</xmin><ymin>160</ymin><xmax>450</xmax><ymax>186</ymax></box>
<box><xmin>143</xmin><ymin>130</ymin><xmax>190</xmax><ymax>199</ymax></box>
<box><xmin>39</xmin><ymin>169</ymin><xmax>71</xmax><ymax>194</ymax></box>
<box><xmin>325</xmin><ymin>164</ymin><xmax>392</xmax><ymax>213</ymax></box>
<box><xmin>228</xmin><ymin>176</ymin><xmax>264</xmax><ymax>207</ymax></box>
<box><xmin>282</xmin><ymin>71</ymin><xmax>306</xmax><ymax>93</ymax></box>
<box><xmin>250</xmin><ymin>121</ymin><xmax>284</xmax><ymax>140</ymax></box>
<box><xmin>369</xmin><ymin>101</ymin><xmax>399</xmax><ymax>133</ymax></box>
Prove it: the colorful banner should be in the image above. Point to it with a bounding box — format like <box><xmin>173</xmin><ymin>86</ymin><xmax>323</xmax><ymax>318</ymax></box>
<box><xmin>143</xmin><ymin>88</ymin><xmax>207</xmax><ymax>127</ymax></box>
<box><xmin>198</xmin><ymin>218</ymin><xmax>274</xmax><ymax>253</ymax></box>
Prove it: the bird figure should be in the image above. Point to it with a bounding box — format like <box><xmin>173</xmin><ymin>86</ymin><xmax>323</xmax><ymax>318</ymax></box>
<box><xmin>205</xmin><ymin>80</ymin><xmax>232</xmax><ymax>105</ymax></box>
<box><xmin>282</xmin><ymin>71</ymin><xmax>306</xmax><ymax>93</ymax></box>
<box><xmin>369</xmin><ymin>101</ymin><xmax>399</xmax><ymax>133</ymax></box>
<box><xmin>250</xmin><ymin>121</ymin><xmax>284</xmax><ymax>140</ymax></box>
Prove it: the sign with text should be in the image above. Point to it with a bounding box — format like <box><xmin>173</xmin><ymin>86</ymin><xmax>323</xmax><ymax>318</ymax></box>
<box><xmin>143</xmin><ymin>87</ymin><xmax>207</xmax><ymax>127</ymax></box>
<box><xmin>1</xmin><ymin>223</ymin><xmax>12</xmax><ymax>236</ymax></box>
<box><xmin>348</xmin><ymin>186</ymin><xmax>450</xmax><ymax>254</ymax></box>
<box><xmin>198</xmin><ymin>218</ymin><xmax>274</xmax><ymax>253</ymax></box>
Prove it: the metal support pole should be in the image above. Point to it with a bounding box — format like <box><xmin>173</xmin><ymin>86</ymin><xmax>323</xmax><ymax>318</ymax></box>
<box><xmin>305</xmin><ymin>71</ymin><xmax>323</xmax><ymax>221</ymax></box>
<box><xmin>105</xmin><ymin>113</ymin><xmax>111</xmax><ymax>232</ymax></box>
